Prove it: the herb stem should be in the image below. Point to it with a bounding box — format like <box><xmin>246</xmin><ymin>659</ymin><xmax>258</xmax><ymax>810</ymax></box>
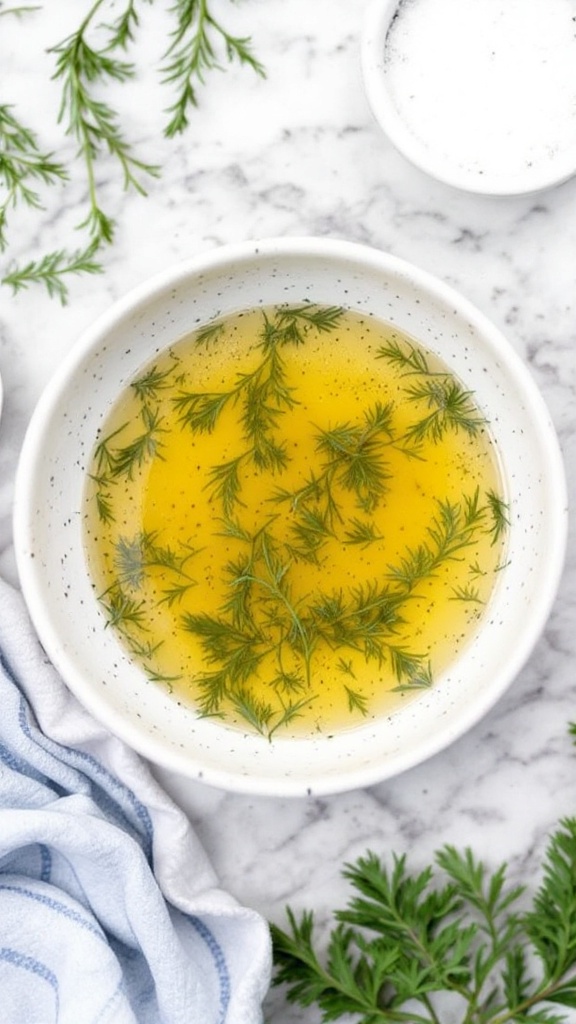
<box><xmin>162</xmin><ymin>0</ymin><xmax>265</xmax><ymax>136</ymax></box>
<box><xmin>488</xmin><ymin>971</ymin><xmax>576</xmax><ymax>1024</ymax></box>
<box><xmin>50</xmin><ymin>0</ymin><xmax>160</xmax><ymax>245</ymax></box>
<box><xmin>2</xmin><ymin>0</ymin><xmax>264</xmax><ymax>298</ymax></box>
<box><xmin>237</xmin><ymin>542</ymin><xmax>314</xmax><ymax>687</ymax></box>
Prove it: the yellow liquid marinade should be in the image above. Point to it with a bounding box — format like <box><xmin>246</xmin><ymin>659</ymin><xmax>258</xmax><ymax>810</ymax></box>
<box><xmin>83</xmin><ymin>306</ymin><xmax>507</xmax><ymax>738</ymax></box>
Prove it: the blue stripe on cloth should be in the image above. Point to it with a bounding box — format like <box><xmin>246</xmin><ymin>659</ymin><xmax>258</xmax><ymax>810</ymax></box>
<box><xmin>0</xmin><ymin>946</ymin><xmax>59</xmax><ymax>1014</ymax></box>
<box><xmin>0</xmin><ymin>644</ymin><xmax>155</xmax><ymax>865</ymax></box>
<box><xmin>18</xmin><ymin>691</ymin><xmax>155</xmax><ymax>863</ymax></box>
<box><xmin>0</xmin><ymin>735</ymin><xmax>62</xmax><ymax>792</ymax></box>
<box><xmin>189</xmin><ymin>917</ymin><xmax>231</xmax><ymax>1024</ymax></box>
<box><xmin>0</xmin><ymin>843</ymin><xmax>52</xmax><ymax>889</ymax></box>
<box><xmin>17</xmin><ymin>692</ymin><xmax>154</xmax><ymax>860</ymax></box>
<box><xmin>38</xmin><ymin>843</ymin><xmax>52</xmax><ymax>882</ymax></box>
<box><xmin>0</xmin><ymin>606</ymin><xmax>250</xmax><ymax>1024</ymax></box>
<box><xmin>0</xmin><ymin>883</ymin><xmax>107</xmax><ymax>945</ymax></box>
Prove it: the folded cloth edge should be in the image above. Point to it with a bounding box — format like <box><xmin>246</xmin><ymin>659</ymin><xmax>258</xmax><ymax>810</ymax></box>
<box><xmin>0</xmin><ymin>575</ymin><xmax>272</xmax><ymax>1024</ymax></box>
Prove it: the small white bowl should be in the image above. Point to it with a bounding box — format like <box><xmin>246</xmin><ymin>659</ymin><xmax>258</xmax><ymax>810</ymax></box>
<box><xmin>14</xmin><ymin>238</ymin><xmax>567</xmax><ymax>796</ymax></box>
<box><xmin>362</xmin><ymin>0</ymin><xmax>576</xmax><ymax>195</ymax></box>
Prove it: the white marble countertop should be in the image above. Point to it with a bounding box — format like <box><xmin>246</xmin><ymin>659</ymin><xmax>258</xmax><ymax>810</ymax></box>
<box><xmin>2</xmin><ymin>2</ymin><xmax>575</xmax><ymax>1020</ymax></box>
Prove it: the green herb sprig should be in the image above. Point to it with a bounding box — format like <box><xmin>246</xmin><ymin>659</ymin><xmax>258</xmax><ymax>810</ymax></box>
<box><xmin>175</xmin><ymin>306</ymin><xmax>343</xmax><ymax>517</ymax></box>
<box><xmin>0</xmin><ymin>0</ymin><xmax>264</xmax><ymax>301</ymax></box>
<box><xmin>0</xmin><ymin>99</ymin><xmax>103</xmax><ymax>299</ymax></box>
<box><xmin>271</xmin><ymin>817</ymin><xmax>576</xmax><ymax>1024</ymax></box>
<box><xmin>162</xmin><ymin>0</ymin><xmax>265</xmax><ymax>137</ymax></box>
<box><xmin>376</xmin><ymin>340</ymin><xmax>487</xmax><ymax>446</ymax></box>
<box><xmin>49</xmin><ymin>0</ymin><xmax>162</xmax><ymax>248</ymax></box>
<box><xmin>0</xmin><ymin>103</ymin><xmax>67</xmax><ymax>250</ymax></box>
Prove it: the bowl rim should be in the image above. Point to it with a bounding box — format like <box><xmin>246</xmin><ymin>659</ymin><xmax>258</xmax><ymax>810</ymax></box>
<box><xmin>360</xmin><ymin>0</ymin><xmax>576</xmax><ymax>196</ymax></box>
<box><xmin>13</xmin><ymin>236</ymin><xmax>569</xmax><ymax>795</ymax></box>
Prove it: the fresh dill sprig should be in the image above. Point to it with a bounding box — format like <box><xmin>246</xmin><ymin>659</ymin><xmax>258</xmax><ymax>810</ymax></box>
<box><xmin>274</xmin><ymin>304</ymin><xmax>345</xmax><ymax>336</ymax></box>
<box><xmin>336</xmin><ymin>658</ymin><xmax>356</xmax><ymax>679</ymax></box>
<box><xmin>309</xmin><ymin>582</ymin><xmax>427</xmax><ymax>687</ymax></box>
<box><xmin>376</xmin><ymin>336</ymin><xmax>432</xmax><ymax>375</ymax></box>
<box><xmin>386</xmin><ymin>491</ymin><xmax>494</xmax><ymax>593</ymax></box>
<box><xmin>342</xmin><ymin>518</ymin><xmax>383</xmax><ymax>547</ymax></box>
<box><xmin>124</xmin><ymin>634</ymin><xmax>162</xmax><ymax>661</ymax></box>
<box><xmin>49</xmin><ymin>0</ymin><xmax>160</xmax><ymax>246</ymax></box>
<box><xmin>99</xmin><ymin>586</ymin><xmax>148</xmax><ymax>633</ymax></box>
<box><xmin>315</xmin><ymin>402</ymin><xmax>394</xmax><ymax>514</ymax></box>
<box><xmin>131</xmin><ymin>361</ymin><xmax>180</xmax><ymax>401</ymax></box>
<box><xmin>0</xmin><ymin>104</ymin><xmax>103</xmax><ymax>301</ymax></box>
<box><xmin>174</xmin><ymin>389</ymin><xmax>235</xmax><ymax>434</ymax></box>
<box><xmin>272</xmin><ymin>817</ymin><xmax>576</xmax><ymax>1024</ymax></box>
<box><xmin>228</xmin><ymin>685</ymin><xmax>275</xmax><ymax>737</ymax></box>
<box><xmin>451</xmin><ymin>584</ymin><xmax>483</xmax><ymax>603</ymax></box>
<box><xmin>110</xmin><ymin>530</ymin><xmax>198</xmax><ymax>592</ymax></box>
<box><xmin>159</xmin><ymin>580</ymin><xmax>197</xmax><ymax>606</ymax></box>
<box><xmin>389</xmin><ymin>648</ymin><xmax>433</xmax><ymax>689</ymax></box>
<box><xmin>102</xmin><ymin>405</ymin><xmax>166</xmax><ymax>480</ymax></box>
<box><xmin>180</xmin><ymin>525</ymin><xmax>318</xmax><ymax>735</ymax></box>
<box><xmin>270</xmin><ymin>668</ymin><xmax>307</xmax><ymax>696</ymax></box>
<box><xmin>275</xmin><ymin>400</ymin><xmax>395</xmax><ymax>529</ymax></box>
<box><xmin>267</xmin><ymin>696</ymin><xmax>316</xmax><ymax>739</ymax></box>
<box><xmin>175</xmin><ymin>309</ymin><xmax>302</xmax><ymax>442</ymax></box>
<box><xmin>486</xmin><ymin>489</ymin><xmax>510</xmax><ymax>544</ymax></box>
<box><xmin>286</xmin><ymin>505</ymin><xmax>334</xmax><ymax>564</ymax></box>
<box><xmin>403</xmin><ymin>378</ymin><xmax>485</xmax><ymax>442</ymax></box>
<box><xmin>1</xmin><ymin>0</ymin><xmax>264</xmax><ymax>298</ymax></box>
<box><xmin>236</xmin><ymin>530</ymin><xmax>314</xmax><ymax>667</ymax></box>
<box><xmin>94</xmin><ymin>422</ymin><xmax>129</xmax><ymax>472</ymax></box>
<box><xmin>0</xmin><ymin>104</ymin><xmax>67</xmax><ymax>251</ymax></box>
<box><xmin>270</xmin><ymin>470</ymin><xmax>341</xmax><ymax>537</ymax></box>
<box><xmin>183</xmin><ymin>611</ymin><xmax>265</xmax><ymax>694</ymax></box>
<box><xmin>177</xmin><ymin>308</ymin><xmax>344</xmax><ymax>515</ymax></box>
<box><xmin>194</xmin><ymin>320</ymin><xmax>227</xmax><ymax>347</ymax></box>
<box><xmin>97</xmin><ymin>530</ymin><xmax>199</xmax><ymax>645</ymax></box>
<box><xmin>104</xmin><ymin>0</ymin><xmax>142</xmax><ymax>50</ymax></box>
<box><xmin>113</xmin><ymin>532</ymin><xmax>151</xmax><ymax>589</ymax></box>
<box><xmin>206</xmin><ymin>456</ymin><xmax>245</xmax><ymax>518</ymax></box>
<box><xmin>93</xmin><ymin>485</ymin><xmax>115</xmax><ymax>524</ymax></box>
<box><xmin>377</xmin><ymin>335</ymin><xmax>487</xmax><ymax>445</ymax></box>
<box><xmin>344</xmin><ymin>685</ymin><xmax>369</xmax><ymax>716</ymax></box>
<box><xmin>2</xmin><ymin>242</ymin><xmax>102</xmax><ymax>302</ymax></box>
<box><xmin>174</xmin><ymin>457</ymin><xmax>445</xmax><ymax>729</ymax></box>
<box><xmin>142</xmin><ymin>666</ymin><xmax>180</xmax><ymax>692</ymax></box>
<box><xmin>161</xmin><ymin>0</ymin><xmax>266</xmax><ymax>137</ymax></box>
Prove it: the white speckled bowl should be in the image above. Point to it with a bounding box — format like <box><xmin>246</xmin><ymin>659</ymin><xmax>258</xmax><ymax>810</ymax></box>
<box><xmin>14</xmin><ymin>238</ymin><xmax>567</xmax><ymax>796</ymax></box>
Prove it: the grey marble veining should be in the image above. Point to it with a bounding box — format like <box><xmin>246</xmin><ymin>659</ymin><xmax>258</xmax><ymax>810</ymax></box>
<box><xmin>2</xmin><ymin>2</ymin><xmax>576</xmax><ymax>1020</ymax></box>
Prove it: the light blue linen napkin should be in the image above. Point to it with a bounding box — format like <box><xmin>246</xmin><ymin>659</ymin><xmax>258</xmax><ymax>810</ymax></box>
<box><xmin>0</xmin><ymin>577</ymin><xmax>271</xmax><ymax>1023</ymax></box>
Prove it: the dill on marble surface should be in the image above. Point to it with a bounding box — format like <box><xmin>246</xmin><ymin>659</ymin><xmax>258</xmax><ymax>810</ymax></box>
<box><xmin>0</xmin><ymin>0</ymin><xmax>264</xmax><ymax>301</ymax></box>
